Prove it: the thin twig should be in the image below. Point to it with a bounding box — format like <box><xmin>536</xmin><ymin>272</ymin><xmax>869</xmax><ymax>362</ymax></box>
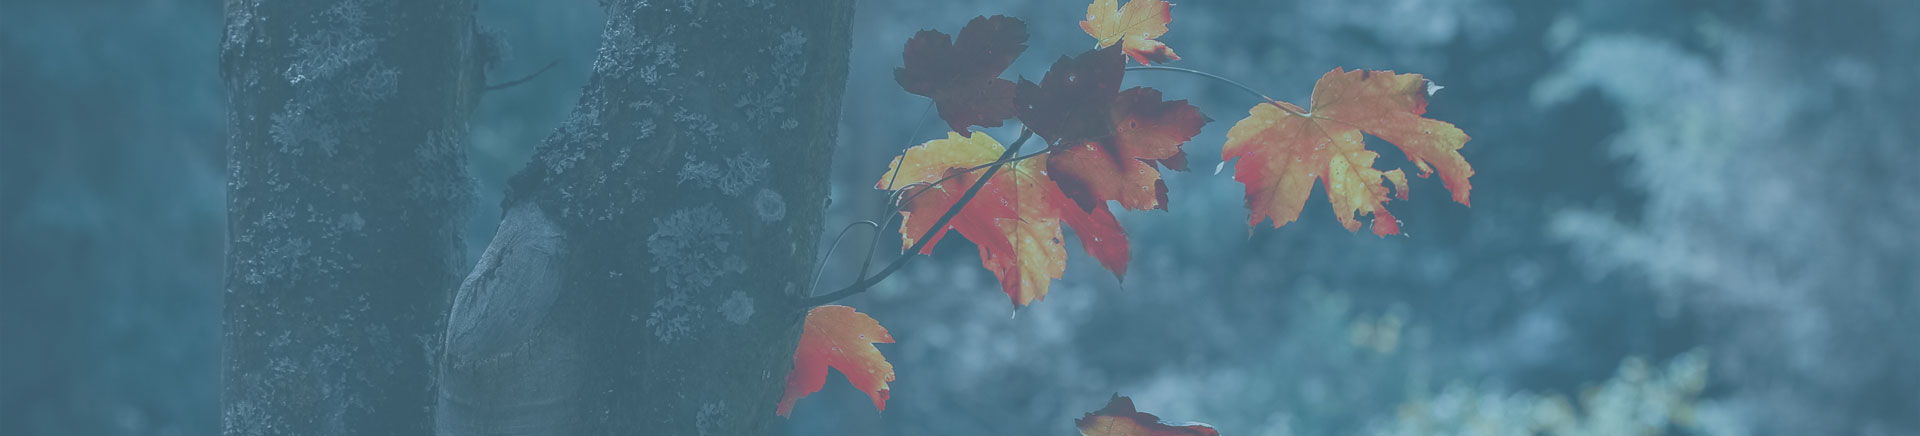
<box><xmin>865</xmin><ymin>102</ymin><xmax>935</xmax><ymax>279</ymax></box>
<box><xmin>800</xmin><ymin>128</ymin><xmax>1035</xmax><ymax>307</ymax></box>
<box><xmin>881</xmin><ymin>103</ymin><xmax>936</xmax><ymax>191</ymax></box>
<box><xmin>805</xmin><ymin>220</ymin><xmax>880</xmax><ymax>298</ymax></box>
<box><xmin>484</xmin><ymin>59</ymin><xmax>560</xmax><ymax>91</ymax></box>
<box><xmin>1126</xmin><ymin>65</ymin><xmax>1306</xmax><ymax>116</ymax></box>
<box><xmin>857</xmin><ymin>211</ymin><xmax>900</xmax><ymax>280</ymax></box>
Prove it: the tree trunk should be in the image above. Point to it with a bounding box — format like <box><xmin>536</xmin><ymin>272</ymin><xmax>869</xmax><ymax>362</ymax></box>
<box><xmin>437</xmin><ymin>1</ymin><xmax>855</xmax><ymax>434</ymax></box>
<box><xmin>219</xmin><ymin>1</ymin><xmax>482</xmax><ymax>434</ymax></box>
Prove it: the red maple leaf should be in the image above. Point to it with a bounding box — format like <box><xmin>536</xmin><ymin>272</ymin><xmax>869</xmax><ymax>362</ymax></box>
<box><xmin>1016</xmin><ymin>46</ymin><xmax>1207</xmax><ymax>212</ymax></box>
<box><xmin>777</xmin><ymin>305</ymin><xmax>895</xmax><ymax>417</ymax></box>
<box><xmin>896</xmin><ymin>15</ymin><xmax>1029</xmax><ymax>136</ymax></box>
<box><xmin>1047</xmin><ymin>178</ymin><xmax>1131</xmax><ymax>279</ymax></box>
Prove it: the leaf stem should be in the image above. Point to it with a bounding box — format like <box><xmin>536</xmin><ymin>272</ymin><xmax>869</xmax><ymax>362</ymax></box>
<box><xmin>800</xmin><ymin>128</ymin><xmax>1035</xmax><ymax>307</ymax></box>
<box><xmin>1125</xmin><ymin>65</ymin><xmax>1306</xmax><ymax>116</ymax></box>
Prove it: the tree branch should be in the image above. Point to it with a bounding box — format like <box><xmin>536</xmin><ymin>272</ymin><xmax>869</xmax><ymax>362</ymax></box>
<box><xmin>800</xmin><ymin>128</ymin><xmax>1034</xmax><ymax>307</ymax></box>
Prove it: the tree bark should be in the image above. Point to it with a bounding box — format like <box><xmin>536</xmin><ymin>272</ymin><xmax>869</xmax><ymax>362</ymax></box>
<box><xmin>436</xmin><ymin>1</ymin><xmax>856</xmax><ymax>434</ymax></box>
<box><xmin>219</xmin><ymin>1</ymin><xmax>482</xmax><ymax>434</ymax></box>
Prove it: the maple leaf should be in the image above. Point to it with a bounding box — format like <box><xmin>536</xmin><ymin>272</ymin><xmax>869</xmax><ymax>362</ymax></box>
<box><xmin>1050</xmin><ymin>180</ymin><xmax>1132</xmax><ymax>279</ymax></box>
<box><xmin>1017</xmin><ymin>46</ymin><xmax>1207</xmax><ymax>211</ymax></box>
<box><xmin>881</xmin><ymin>131</ymin><xmax>1054</xmax><ymax>306</ymax></box>
<box><xmin>1080</xmin><ymin>0</ymin><xmax>1181</xmax><ymax>65</ymax></box>
<box><xmin>1076</xmin><ymin>395</ymin><xmax>1219</xmax><ymax>436</ymax></box>
<box><xmin>990</xmin><ymin>155</ymin><xmax>1133</xmax><ymax>305</ymax></box>
<box><xmin>1221</xmin><ymin>68</ymin><xmax>1472</xmax><ymax>236</ymax></box>
<box><xmin>879</xmin><ymin>133</ymin><xmax>1132</xmax><ymax>306</ymax></box>
<box><xmin>1146</xmin><ymin>150</ymin><xmax>1189</xmax><ymax>171</ymax></box>
<box><xmin>777</xmin><ymin>305</ymin><xmax>896</xmax><ymax>417</ymax></box>
<box><xmin>896</xmin><ymin>15</ymin><xmax>1029</xmax><ymax>136</ymax></box>
<box><xmin>986</xmin><ymin>156</ymin><xmax>1069</xmax><ymax>306</ymax></box>
<box><xmin>879</xmin><ymin>131</ymin><xmax>1019</xmax><ymax>257</ymax></box>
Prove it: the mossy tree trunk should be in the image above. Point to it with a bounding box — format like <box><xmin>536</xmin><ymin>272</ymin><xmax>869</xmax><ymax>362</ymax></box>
<box><xmin>219</xmin><ymin>0</ymin><xmax>484</xmax><ymax>435</ymax></box>
<box><xmin>436</xmin><ymin>1</ymin><xmax>855</xmax><ymax>435</ymax></box>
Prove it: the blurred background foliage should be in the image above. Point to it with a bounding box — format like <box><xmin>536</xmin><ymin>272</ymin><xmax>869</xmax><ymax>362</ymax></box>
<box><xmin>2</xmin><ymin>0</ymin><xmax>1915</xmax><ymax>435</ymax></box>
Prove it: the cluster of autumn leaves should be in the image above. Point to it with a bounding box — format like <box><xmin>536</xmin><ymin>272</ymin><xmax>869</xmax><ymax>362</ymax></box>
<box><xmin>778</xmin><ymin>0</ymin><xmax>1476</xmax><ymax>430</ymax></box>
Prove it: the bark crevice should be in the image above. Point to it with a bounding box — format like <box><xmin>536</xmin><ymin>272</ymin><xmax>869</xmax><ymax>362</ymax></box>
<box><xmin>438</xmin><ymin>203</ymin><xmax>586</xmax><ymax>436</ymax></box>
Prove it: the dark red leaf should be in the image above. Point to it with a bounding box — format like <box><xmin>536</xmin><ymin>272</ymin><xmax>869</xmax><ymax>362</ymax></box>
<box><xmin>1015</xmin><ymin>46</ymin><xmax>1127</xmax><ymax>148</ymax></box>
<box><xmin>895</xmin><ymin>15</ymin><xmax>1029</xmax><ymax>136</ymax></box>
<box><xmin>1076</xmin><ymin>395</ymin><xmax>1219</xmax><ymax>436</ymax></box>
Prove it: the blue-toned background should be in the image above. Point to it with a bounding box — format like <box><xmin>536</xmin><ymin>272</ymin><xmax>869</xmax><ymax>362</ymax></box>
<box><xmin>4</xmin><ymin>0</ymin><xmax>1915</xmax><ymax>434</ymax></box>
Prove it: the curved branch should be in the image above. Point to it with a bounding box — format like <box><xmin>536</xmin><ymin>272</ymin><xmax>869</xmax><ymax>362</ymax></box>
<box><xmin>805</xmin><ymin>220</ymin><xmax>880</xmax><ymax>297</ymax></box>
<box><xmin>857</xmin><ymin>211</ymin><xmax>899</xmax><ymax>281</ymax></box>
<box><xmin>800</xmin><ymin>128</ymin><xmax>1034</xmax><ymax>307</ymax></box>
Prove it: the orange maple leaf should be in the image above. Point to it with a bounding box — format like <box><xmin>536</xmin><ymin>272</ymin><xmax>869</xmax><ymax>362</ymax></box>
<box><xmin>1221</xmin><ymin>68</ymin><xmax>1472</xmax><ymax>236</ymax></box>
<box><xmin>777</xmin><ymin>305</ymin><xmax>896</xmax><ymax>417</ymax></box>
<box><xmin>897</xmin><ymin>15</ymin><xmax>1029</xmax><ymax>136</ymax></box>
<box><xmin>1080</xmin><ymin>0</ymin><xmax>1180</xmax><ymax>65</ymax></box>
<box><xmin>1017</xmin><ymin>46</ymin><xmax>1207</xmax><ymax>212</ymax></box>
<box><xmin>879</xmin><ymin>132</ymin><xmax>1132</xmax><ymax>306</ymax></box>
<box><xmin>1076</xmin><ymin>395</ymin><xmax>1219</xmax><ymax>436</ymax></box>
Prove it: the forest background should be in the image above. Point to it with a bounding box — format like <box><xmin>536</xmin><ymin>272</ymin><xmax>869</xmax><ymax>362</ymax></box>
<box><xmin>3</xmin><ymin>0</ymin><xmax>1915</xmax><ymax>434</ymax></box>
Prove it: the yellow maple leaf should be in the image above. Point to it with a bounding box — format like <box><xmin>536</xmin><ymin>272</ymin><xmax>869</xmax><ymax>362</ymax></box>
<box><xmin>1080</xmin><ymin>0</ymin><xmax>1181</xmax><ymax>65</ymax></box>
